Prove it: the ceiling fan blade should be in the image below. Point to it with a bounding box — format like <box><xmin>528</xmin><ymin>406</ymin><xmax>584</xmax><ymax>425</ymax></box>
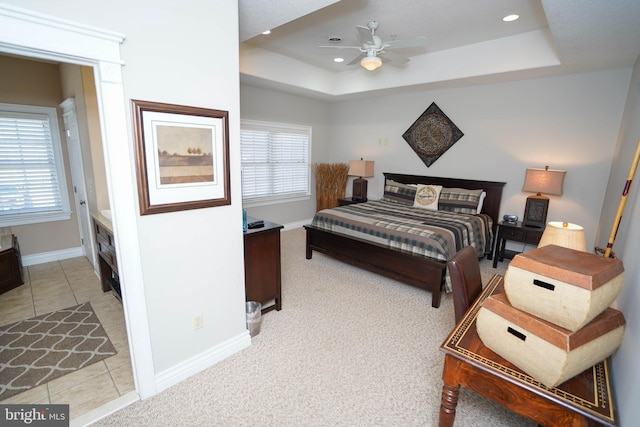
<box><xmin>356</xmin><ymin>25</ymin><xmax>374</xmax><ymax>45</ymax></box>
<box><xmin>347</xmin><ymin>52</ymin><xmax>366</xmax><ymax>65</ymax></box>
<box><xmin>384</xmin><ymin>36</ymin><xmax>427</xmax><ymax>49</ymax></box>
<box><xmin>380</xmin><ymin>50</ymin><xmax>410</xmax><ymax>66</ymax></box>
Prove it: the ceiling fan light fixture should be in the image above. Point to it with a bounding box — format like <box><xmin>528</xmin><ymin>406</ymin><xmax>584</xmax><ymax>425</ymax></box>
<box><xmin>361</xmin><ymin>55</ymin><xmax>382</xmax><ymax>71</ymax></box>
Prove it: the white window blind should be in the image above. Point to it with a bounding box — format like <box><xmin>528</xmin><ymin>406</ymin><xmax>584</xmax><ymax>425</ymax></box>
<box><xmin>0</xmin><ymin>103</ymin><xmax>71</xmax><ymax>226</ymax></box>
<box><xmin>241</xmin><ymin>120</ymin><xmax>310</xmax><ymax>204</ymax></box>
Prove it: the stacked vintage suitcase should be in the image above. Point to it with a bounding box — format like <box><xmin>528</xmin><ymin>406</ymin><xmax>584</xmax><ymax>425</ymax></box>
<box><xmin>476</xmin><ymin>244</ymin><xmax>626</xmax><ymax>388</ymax></box>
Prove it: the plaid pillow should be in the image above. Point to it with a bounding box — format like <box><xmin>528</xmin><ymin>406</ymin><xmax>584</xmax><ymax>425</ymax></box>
<box><xmin>439</xmin><ymin>188</ymin><xmax>484</xmax><ymax>214</ymax></box>
<box><xmin>382</xmin><ymin>180</ymin><xmax>417</xmax><ymax>205</ymax></box>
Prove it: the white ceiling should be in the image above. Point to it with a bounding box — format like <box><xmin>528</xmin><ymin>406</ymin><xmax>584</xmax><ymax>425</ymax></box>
<box><xmin>238</xmin><ymin>0</ymin><xmax>640</xmax><ymax>100</ymax></box>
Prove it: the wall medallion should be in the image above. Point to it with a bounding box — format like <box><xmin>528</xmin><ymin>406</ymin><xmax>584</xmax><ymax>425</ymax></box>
<box><xmin>402</xmin><ymin>102</ymin><xmax>463</xmax><ymax>167</ymax></box>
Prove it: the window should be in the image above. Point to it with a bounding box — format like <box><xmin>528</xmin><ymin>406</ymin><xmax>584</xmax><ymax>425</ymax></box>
<box><xmin>0</xmin><ymin>103</ymin><xmax>71</xmax><ymax>227</ymax></box>
<box><xmin>240</xmin><ymin>120</ymin><xmax>311</xmax><ymax>205</ymax></box>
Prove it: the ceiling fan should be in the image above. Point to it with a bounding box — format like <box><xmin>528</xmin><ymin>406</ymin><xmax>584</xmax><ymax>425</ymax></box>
<box><xmin>319</xmin><ymin>20</ymin><xmax>427</xmax><ymax>71</ymax></box>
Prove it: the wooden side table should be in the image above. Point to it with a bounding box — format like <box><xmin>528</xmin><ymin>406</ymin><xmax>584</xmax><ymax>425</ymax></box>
<box><xmin>439</xmin><ymin>275</ymin><xmax>617</xmax><ymax>426</ymax></box>
<box><xmin>0</xmin><ymin>234</ymin><xmax>23</xmax><ymax>295</ymax></box>
<box><xmin>492</xmin><ymin>221</ymin><xmax>543</xmax><ymax>268</ymax></box>
<box><xmin>243</xmin><ymin>216</ymin><xmax>283</xmax><ymax>313</ymax></box>
<box><xmin>338</xmin><ymin>197</ymin><xmax>367</xmax><ymax>206</ymax></box>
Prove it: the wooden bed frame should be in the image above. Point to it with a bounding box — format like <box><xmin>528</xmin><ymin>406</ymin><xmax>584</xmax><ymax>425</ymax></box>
<box><xmin>304</xmin><ymin>173</ymin><xmax>506</xmax><ymax>308</ymax></box>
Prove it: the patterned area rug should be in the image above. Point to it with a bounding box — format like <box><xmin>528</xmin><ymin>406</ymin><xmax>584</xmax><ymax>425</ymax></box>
<box><xmin>0</xmin><ymin>302</ymin><xmax>117</xmax><ymax>400</ymax></box>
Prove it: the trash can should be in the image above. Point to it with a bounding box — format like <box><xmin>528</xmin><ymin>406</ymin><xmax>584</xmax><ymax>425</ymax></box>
<box><xmin>246</xmin><ymin>301</ymin><xmax>262</xmax><ymax>337</ymax></box>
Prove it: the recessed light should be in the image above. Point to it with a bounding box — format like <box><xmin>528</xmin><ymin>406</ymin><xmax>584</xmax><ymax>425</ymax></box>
<box><xmin>262</xmin><ymin>30</ymin><xmax>271</xmax><ymax>35</ymax></box>
<box><xmin>503</xmin><ymin>14</ymin><xmax>519</xmax><ymax>22</ymax></box>
<box><xmin>334</xmin><ymin>57</ymin><xmax>344</xmax><ymax>63</ymax></box>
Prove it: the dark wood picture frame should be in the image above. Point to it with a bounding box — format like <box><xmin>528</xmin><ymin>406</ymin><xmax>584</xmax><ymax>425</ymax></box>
<box><xmin>523</xmin><ymin>196</ymin><xmax>548</xmax><ymax>228</ymax></box>
<box><xmin>132</xmin><ymin>99</ymin><xmax>230</xmax><ymax>215</ymax></box>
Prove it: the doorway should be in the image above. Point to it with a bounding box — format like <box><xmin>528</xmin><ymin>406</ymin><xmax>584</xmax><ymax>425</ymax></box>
<box><xmin>0</xmin><ymin>3</ymin><xmax>156</xmax><ymax>409</ymax></box>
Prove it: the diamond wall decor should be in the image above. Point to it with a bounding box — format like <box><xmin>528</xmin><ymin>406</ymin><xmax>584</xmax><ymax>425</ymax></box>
<box><xmin>402</xmin><ymin>102</ymin><xmax>464</xmax><ymax>167</ymax></box>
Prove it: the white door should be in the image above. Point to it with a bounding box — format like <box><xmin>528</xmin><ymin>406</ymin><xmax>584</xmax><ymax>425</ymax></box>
<box><xmin>60</xmin><ymin>98</ymin><xmax>97</xmax><ymax>268</ymax></box>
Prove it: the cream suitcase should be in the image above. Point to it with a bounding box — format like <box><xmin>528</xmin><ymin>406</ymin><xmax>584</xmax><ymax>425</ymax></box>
<box><xmin>477</xmin><ymin>292</ymin><xmax>625</xmax><ymax>388</ymax></box>
<box><xmin>504</xmin><ymin>244</ymin><xmax>624</xmax><ymax>331</ymax></box>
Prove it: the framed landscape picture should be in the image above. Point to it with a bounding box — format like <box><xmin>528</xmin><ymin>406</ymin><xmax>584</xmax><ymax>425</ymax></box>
<box><xmin>132</xmin><ymin>99</ymin><xmax>230</xmax><ymax>215</ymax></box>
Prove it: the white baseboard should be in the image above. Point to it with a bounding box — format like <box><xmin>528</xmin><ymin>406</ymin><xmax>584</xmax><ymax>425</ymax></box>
<box><xmin>154</xmin><ymin>332</ymin><xmax>251</xmax><ymax>394</ymax></box>
<box><xmin>19</xmin><ymin>220</ymin><xmax>309</xmax><ymax>268</ymax></box>
<box><xmin>22</xmin><ymin>246</ymin><xmax>84</xmax><ymax>266</ymax></box>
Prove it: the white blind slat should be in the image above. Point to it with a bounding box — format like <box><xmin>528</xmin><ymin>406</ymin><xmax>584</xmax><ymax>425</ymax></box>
<box><xmin>0</xmin><ymin>105</ymin><xmax>70</xmax><ymax>225</ymax></box>
<box><xmin>240</xmin><ymin>120</ymin><xmax>310</xmax><ymax>201</ymax></box>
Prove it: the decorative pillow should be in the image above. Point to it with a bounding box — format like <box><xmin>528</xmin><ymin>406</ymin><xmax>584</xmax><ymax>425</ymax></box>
<box><xmin>413</xmin><ymin>184</ymin><xmax>442</xmax><ymax>210</ymax></box>
<box><xmin>382</xmin><ymin>179</ymin><xmax>417</xmax><ymax>205</ymax></box>
<box><xmin>439</xmin><ymin>188</ymin><xmax>484</xmax><ymax>214</ymax></box>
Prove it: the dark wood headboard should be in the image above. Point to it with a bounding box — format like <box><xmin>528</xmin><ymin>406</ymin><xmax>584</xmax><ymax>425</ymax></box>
<box><xmin>383</xmin><ymin>172</ymin><xmax>506</xmax><ymax>235</ymax></box>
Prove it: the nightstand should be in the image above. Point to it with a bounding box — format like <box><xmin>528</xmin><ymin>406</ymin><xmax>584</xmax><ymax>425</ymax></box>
<box><xmin>338</xmin><ymin>197</ymin><xmax>367</xmax><ymax>206</ymax></box>
<box><xmin>492</xmin><ymin>221</ymin><xmax>544</xmax><ymax>268</ymax></box>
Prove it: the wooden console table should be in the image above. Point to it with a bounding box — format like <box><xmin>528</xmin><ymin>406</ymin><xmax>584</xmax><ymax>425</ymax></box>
<box><xmin>243</xmin><ymin>216</ymin><xmax>283</xmax><ymax>313</ymax></box>
<box><xmin>439</xmin><ymin>275</ymin><xmax>617</xmax><ymax>427</ymax></box>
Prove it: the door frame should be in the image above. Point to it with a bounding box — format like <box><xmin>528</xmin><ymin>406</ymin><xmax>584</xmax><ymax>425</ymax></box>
<box><xmin>0</xmin><ymin>4</ymin><xmax>156</xmax><ymax>398</ymax></box>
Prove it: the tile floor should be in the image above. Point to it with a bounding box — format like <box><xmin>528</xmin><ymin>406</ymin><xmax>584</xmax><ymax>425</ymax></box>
<box><xmin>0</xmin><ymin>256</ymin><xmax>135</xmax><ymax>420</ymax></box>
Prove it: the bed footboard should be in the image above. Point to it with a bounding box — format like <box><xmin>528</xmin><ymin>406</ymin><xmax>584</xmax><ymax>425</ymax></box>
<box><xmin>304</xmin><ymin>225</ymin><xmax>445</xmax><ymax>308</ymax></box>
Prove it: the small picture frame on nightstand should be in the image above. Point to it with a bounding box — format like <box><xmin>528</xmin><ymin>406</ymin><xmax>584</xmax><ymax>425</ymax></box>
<box><xmin>523</xmin><ymin>197</ymin><xmax>548</xmax><ymax>228</ymax></box>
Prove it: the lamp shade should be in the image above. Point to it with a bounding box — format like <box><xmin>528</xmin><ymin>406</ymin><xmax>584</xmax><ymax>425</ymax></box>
<box><xmin>538</xmin><ymin>221</ymin><xmax>586</xmax><ymax>252</ymax></box>
<box><xmin>522</xmin><ymin>166</ymin><xmax>566</xmax><ymax>196</ymax></box>
<box><xmin>348</xmin><ymin>159</ymin><xmax>374</xmax><ymax>178</ymax></box>
<box><xmin>361</xmin><ymin>55</ymin><xmax>382</xmax><ymax>71</ymax></box>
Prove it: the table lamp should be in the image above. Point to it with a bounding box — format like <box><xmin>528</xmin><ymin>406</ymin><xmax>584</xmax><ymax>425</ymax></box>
<box><xmin>348</xmin><ymin>159</ymin><xmax>374</xmax><ymax>201</ymax></box>
<box><xmin>522</xmin><ymin>166</ymin><xmax>566</xmax><ymax>228</ymax></box>
<box><xmin>538</xmin><ymin>221</ymin><xmax>587</xmax><ymax>251</ymax></box>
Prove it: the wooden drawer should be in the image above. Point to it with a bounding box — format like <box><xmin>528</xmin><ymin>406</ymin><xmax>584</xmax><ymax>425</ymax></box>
<box><xmin>95</xmin><ymin>222</ymin><xmax>114</xmax><ymax>246</ymax></box>
<box><xmin>93</xmin><ymin>216</ymin><xmax>119</xmax><ymax>297</ymax></box>
<box><xmin>97</xmin><ymin>235</ymin><xmax>117</xmax><ymax>270</ymax></box>
<box><xmin>502</xmin><ymin>228</ymin><xmax>524</xmax><ymax>240</ymax></box>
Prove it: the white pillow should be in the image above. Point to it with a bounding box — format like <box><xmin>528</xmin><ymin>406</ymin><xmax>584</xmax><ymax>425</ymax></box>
<box><xmin>413</xmin><ymin>184</ymin><xmax>442</xmax><ymax>210</ymax></box>
<box><xmin>477</xmin><ymin>191</ymin><xmax>487</xmax><ymax>213</ymax></box>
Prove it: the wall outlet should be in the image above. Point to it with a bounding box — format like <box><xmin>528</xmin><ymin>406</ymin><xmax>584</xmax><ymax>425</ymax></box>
<box><xmin>192</xmin><ymin>314</ymin><xmax>203</xmax><ymax>330</ymax></box>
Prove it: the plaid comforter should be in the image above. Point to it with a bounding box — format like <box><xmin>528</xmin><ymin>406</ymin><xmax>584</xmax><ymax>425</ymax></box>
<box><xmin>311</xmin><ymin>200</ymin><xmax>493</xmax><ymax>263</ymax></box>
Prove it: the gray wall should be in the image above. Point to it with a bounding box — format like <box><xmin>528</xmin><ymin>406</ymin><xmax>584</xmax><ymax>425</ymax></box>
<box><xmin>602</xmin><ymin>57</ymin><xmax>640</xmax><ymax>426</ymax></box>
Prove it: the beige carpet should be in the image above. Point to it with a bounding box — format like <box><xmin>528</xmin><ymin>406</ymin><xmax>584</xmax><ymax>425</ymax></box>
<box><xmin>95</xmin><ymin>227</ymin><xmax>535</xmax><ymax>426</ymax></box>
<box><xmin>0</xmin><ymin>302</ymin><xmax>117</xmax><ymax>400</ymax></box>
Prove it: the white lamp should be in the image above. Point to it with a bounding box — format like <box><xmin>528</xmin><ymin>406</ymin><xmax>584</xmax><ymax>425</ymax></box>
<box><xmin>348</xmin><ymin>159</ymin><xmax>375</xmax><ymax>201</ymax></box>
<box><xmin>538</xmin><ymin>221</ymin><xmax>587</xmax><ymax>252</ymax></box>
<box><xmin>361</xmin><ymin>52</ymin><xmax>382</xmax><ymax>71</ymax></box>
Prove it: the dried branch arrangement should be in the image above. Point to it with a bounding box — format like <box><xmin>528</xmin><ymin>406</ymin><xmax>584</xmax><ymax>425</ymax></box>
<box><xmin>312</xmin><ymin>162</ymin><xmax>349</xmax><ymax>211</ymax></box>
